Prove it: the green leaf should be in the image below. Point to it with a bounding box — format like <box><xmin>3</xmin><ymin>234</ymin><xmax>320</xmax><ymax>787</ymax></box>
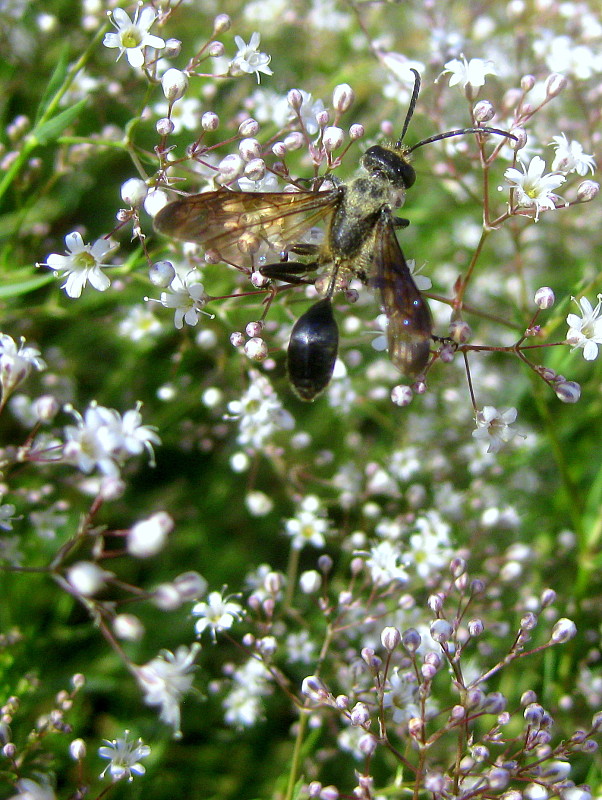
<box><xmin>35</xmin><ymin>45</ymin><xmax>70</xmax><ymax>123</ymax></box>
<box><xmin>33</xmin><ymin>99</ymin><xmax>87</xmax><ymax>146</ymax></box>
<box><xmin>0</xmin><ymin>273</ymin><xmax>55</xmax><ymax>298</ymax></box>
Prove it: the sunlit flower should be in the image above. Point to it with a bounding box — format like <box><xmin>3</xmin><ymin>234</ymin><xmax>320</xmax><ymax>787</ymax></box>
<box><xmin>103</xmin><ymin>7</ymin><xmax>165</xmax><ymax>69</ymax></box>
<box><xmin>442</xmin><ymin>55</ymin><xmax>496</xmax><ymax>91</ymax></box>
<box><xmin>472</xmin><ymin>406</ymin><xmax>524</xmax><ymax>454</ymax></box>
<box><xmin>406</xmin><ymin>510</ymin><xmax>453</xmax><ymax>579</ymax></box>
<box><xmin>550</xmin><ymin>134</ymin><xmax>596</xmax><ymax>176</ymax></box>
<box><xmin>364</xmin><ymin>540</ymin><xmax>409</xmax><ymax>585</ymax></box>
<box><xmin>223</xmin><ymin>657</ymin><xmax>272</xmax><ymax>728</ymax></box>
<box><xmin>382</xmin><ymin>666</ymin><xmax>421</xmax><ymax>724</ymax></box>
<box><xmin>226</xmin><ymin>371</ymin><xmax>294</xmax><ymax>450</ymax></box>
<box><xmin>284</xmin><ymin>494</ymin><xmax>330</xmax><ymax>550</ymax></box>
<box><xmin>39</xmin><ymin>231</ymin><xmax>118</xmax><ymax>298</ymax></box>
<box><xmin>504</xmin><ymin>156</ymin><xmax>565</xmax><ymax>220</ymax></box>
<box><xmin>0</xmin><ymin>333</ymin><xmax>45</xmax><ymax>400</ymax></box>
<box><xmin>288</xmin><ymin>90</ymin><xmax>325</xmax><ymax>135</ymax></box>
<box><xmin>99</xmin><ymin>731</ymin><xmax>151</xmax><ymax>781</ymax></box>
<box><xmin>192</xmin><ymin>590</ymin><xmax>244</xmax><ymax>640</ymax></box>
<box><xmin>135</xmin><ymin>644</ymin><xmax>200</xmax><ymax>737</ymax></box>
<box><xmin>229</xmin><ymin>32</ymin><xmax>273</xmax><ymax>83</ymax></box>
<box><xmin>566</xmin><ymin>294</ymin><xmax>602</xmax><ymax>361</ymax></box>
<box><xmin>160</xmin><ymin>271</ymin><xmax>209</xmax><ymax>329</ymax></box>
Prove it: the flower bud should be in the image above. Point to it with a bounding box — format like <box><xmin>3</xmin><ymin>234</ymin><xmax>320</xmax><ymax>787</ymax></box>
<box><xmin>551</xmin><ymin>617</ymin><xmax>577</xmax><ymax>643</ymax></box>
<box><xmin>244</xmin><ymin>158</ymin><xmax>266</xmax><ymax>181</ymax></box>
<box><xmin>208</xmin><ymin>41</ymin><xmax>224</xmax><ymax>57</ymax></box>
<box><xmin>332</xmin><ymin>83</ymin><xmax>354</xmax><ymax>113</ymax></box>
<box><xmin>121</xmin><ymin>177</ymin><xmax>148</xmax><ymax>206</ymax></box>
<box><xmin>349</xmin><ymin>123</ymin><xmax>364</xmax><ymax>140</ymax></box>
<box><xmin>430</xmin><ymin>619</ymin><xmax>453</xmax><ymax>643</ymax></box>
<box><xmin>468</xmin><ymin>618</ymin><xmax>484</xmax><ymax>636</ymax></box>
<box><xmin>381</xmin><ymin>626</ymin><xmax>401</xmax><ymax>651</ymax></box>
<box><xmin>473</xmin><ymin>100</ymin><xmax>495</xmax><ymax>122</ymax></box>
<box><xmin>287</xmin><ymin>89</ymin><xmax>303</xmax><ymax>110</ymax></box>
<box><xmin>534</xmin><ymin>286</ymin><xmax>555</xmax><ymax>309</ymax></box>
<box><xmin>161</xmin><ymin>68</ymin><xmax>189</xmax><ymax>101</ymax></box>
<box><xmin>70</xmin><ymin>738</ymin><xmax>87</xmax><ymax>760</ymax></box>
<box><xmin>391</xmin><ymin>384</ymin><xmax>413</xmax><ymax>406</ymax></box>
<box><xmin>202</xmin><ymin>111</ymin><xmax>219</xmax><ymax>131</ymax></box>
<box><xmin>323</xmin><ymin>126</ymin><xmax>345</xmax><ymax>152</ymax></box>
<box><xmin>243</xmin><ymin>337</ymin><xmax>268</xmax><ymax>361</ymax></box>
<box><xmin>149</xmin><ymin>260</ymin><xmax>175</xmax><ymax>287</ymax></box>
<box><xmin>350</xmin><ymin>702</ymin><xmax>370</xmax><ymax>726</ymax></box>
<box><xmin>554</xmin><ymin>381</ymin><xmax>581</xmax><ymax>404</ymax></box>
<box><xmin>520</xmin><ymin>74</ymin><xmax>536</xmax><ymax>92</ymax></box>
<box><xmin>300</xmin><ymin>570</ymin><xmax>321</xmax><ymax>593</ymax></box>
<box><xmin>163</xmin><ymin>38</ymin><xmax>182</xmax><ymax>58</ymax></box>
<box><xmin>156</xmin><ymin>117</ymin><xmax>174</xmax><ymax>136</ymax></box>
<box><xmin>239</xmin><ymin>138</ymin><xmax>262</xmax><ymax>161</ymax></box>
<box><xmin>217</xmin><ymin>154</ymin><xmax>245</xmax><ymax>182</ymax></box>
<box><xmin>113</xmin><ymin>613</ymin><xmax>144</xmax><ymax>641</ymax></box>
<box><xmin>238</xmin><ymin>118</ymin><xmax>259</xmax><ymax>137</ymax></box>
<box><xmin>402</xmin><ymin>628</ymin><xmax>422</xmax><ymax>652</ymax></box>
<box><xmin>213</xmin><ymin>13</ymin><xmax>231</xmax><ymax>33</ymax></box>
<box><xmin>545</xmin><ymin>72</ymin><xmax>568</xmax><ymax>98</ymax></box>
<box><xmin>358</xmin><ymin>733</ymin><xmax>377</xmax><ymax>756</ymax></box>
<box><xmin>576</xmin><ymin>180</ymin><xmax>600</xmax><ymax>202</ymax></box>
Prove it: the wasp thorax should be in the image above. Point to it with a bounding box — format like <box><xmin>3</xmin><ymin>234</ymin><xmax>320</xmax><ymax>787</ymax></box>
<box><xmin>361</xmin><ymin>145</ymin><xmax>416</xmax><ymax>189</ymax></box>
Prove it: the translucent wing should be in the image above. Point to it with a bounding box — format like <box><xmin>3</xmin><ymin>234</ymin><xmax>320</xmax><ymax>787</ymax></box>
<box><xmin>371</xmin><ymin>212</ymin><xmax>433</xmax><ymax>379</ymax></box>
<box><xmin>154</xmin><ymin>188</ymin><xmax>339</xmax><ymax>262</ymax></box>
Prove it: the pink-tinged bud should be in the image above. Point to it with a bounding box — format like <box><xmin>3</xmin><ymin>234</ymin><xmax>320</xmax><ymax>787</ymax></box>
<box><xmin>332</xmin><ymin>83</ymin><xmax>355</xmax><ymax>113</ymax></box>
<box><xmin>156</xmin><ymin>117</ymin><xmax>174</xmax><ymax>136</ymax></box>
<box><xmin>449</xmin><ymin>319</ymin><xmax>472</xmax><ymax>344</ymax></box>
<box><xmin>450</xmin><ymin>705</ymin><xmax>465</xmax><ymax>722</ymax></box>
<box><xmin>161</xmin><ymin>68</ymin><xmax>189</xmax><ymax>101</ymax></box>
<box><xmin>217</xmin><ymin>154</ymin><xmax>245</xmax><ymax>182</ymax></box>
<box><xmin>358</xmin><ymin>733</ymin><xmax>377</xmax><ymax>756</ymax></box>
<box><xmin>408</xmin><ymin>717</ymin><xmax>423</xmax><ymax>739</ymax></box>
<box><xmin>238</xmin><ymin>118</ymin><xmax>259</xmax><ymax>137</ymax></box>
<box><xmin>349</xmin><ymin>123</ymin><xmax>364</xmax><ymax>140</ymax></box>
<box><xmin>213</xmin><ymin>13</ymin><xmax>231</xmax><ymax>33</ymax></box>
<box><xmin>450</xmin><ymin>557</ymin><xmax>466</xmax><ymax>578</ymax></box>
<box><xmin>308</xmin><ymin>782</ymin><xmax>322</xmax><ymax>798</ymax></box>
<box><xmin>113</xmin><ymin>613</ymin><xmax>144</xmax><ymax>641</ymax></box>
<box><xmin>534</xmin><ymin>286</ymin><xmax>555</xmax><ymax>309</ymax></box>
<box><xmin>430</xmin><ymin>618</ymin><xmax>453</xmax><ymax>644</ymax></box>
<box><xmin>421</xmin><ymin>663</ymin><xmax>437</xmax><ymax>680</ymax></box>
<box><xmin>540</xmin><ymin>588</ymin><xmax>556</xmax><ymax>607</ymax></box>
<box><xmin>335</xmin><ymin>694</ymin><xmax>349</xmax><ymax>709</ymax></box>
<box><xmin>149</xmin><ymin>260</ymin><xmax>175</xmax><ymax>287</ymax></box>
<box><xmin>524</xmin><ymin>702</ymin><xmax>544</xmax><ymax>724</ymax></box>
<box><xmin>321</xmin><ymin>786</ymin><xmax>339</xmax><ymax>800</ymax></box>
<box><xmin>239</xmin><ymin>138</ymin><xmax>262</xmax><ymax>161</ymax></box>
<box><xmin>244</xmin><ymin>158</ymin><xmax>266</xmax><ymax>181</ymax></box>
<box><xmin>551</xmin><ymin>617</ymin><xmax>577</xmax><ymax>643</ymax></box>
<box><xmin>208</xmin><ymin>41</ymin><xmax>224</xmax><ymax>57</ymax></box>
<box><xmin>468</xmin><ymin>618</ymin><xmax>484</xmax><ymax>636</ymax></box>
<box><xmin>473</xmin><ymin>100</ymin><xmax>495</xmax><ymax>122</ymax></box>
<box><xmin>428</xmin><ymin>594</ymin><xmax>443</xmax><ymax>614</ymax></box>
<box><xmin>555</xmin><ymin>380</ymin><xmax>581</xmax><ymax>404</ymax></box>
<box><xmin>245</xmin><ymin>321</ymin><xmax>263</xmax><ymax>338</ymax></box>
<box><xmin>381</xmin><ymin>626</ymin><xmax>401</xmax><ymax>651</ymax></box>
<box><xmin>488</xmin><ymin>767</ymin><xmax>510</xmax><ymax>790</ymax></box>
<box><xmin>511</xmin><ymin>126</ymin><xmax>527</xmax><ymax>150</ymax></box>
<box><xmin>33</xmin><ymin>394</ymin><xmax>59</xmax><ymax>421</ymax></box>
<box><xmin>577</xmin><ymin>180</ymin><xmax>600</xmax><ymax>202</ymax></box>
<box><xmin>174</xmin><ymin>571</ymin><xmax>207</xmax><ymax>599</ymax></box>
<box><xmin>121</xmin><ymin>177</ymin><xmax>148</xmax><ymax>206</ymax></box>
<box><xmin>316</xmin><ymin>110</ymin><xmax>330</xmax><ymax>127</ymax></box>
<box><xmin>545</xmin><ymin>72</ymin><xmax>568</xmax><ymax>98</ymax></box>
<box><xmin>202</xmin><ymin>112</ymin><xmax>219</xmax><ymax>131</ymax></box>
<box><xmin>402</xmin><ymin>627</ymin><xmax>422</xmax><ymax>652</ymax></box>
<box><xmin>521</xmin><ymin>612</ymin><xmax>538</xmax><ymax>630</ymax></box>
<box><xmin>163</xmin><ymin>38</ymin><xmax>182</xmax><ymax>58</ymax></box>
<box><xmin>230</xmin><ymin>331</ymin><xmax>245</xmax><ymax>347</ymax></box>
<box><xmin>287</xmin><ymin>89</ymin><xmax>303</xmax><ymax>110</ymax></box>
<box><xmin>520</xmin><ymin>74</ymin><xmax>536</xmax><ymax>92</ymax></box>
<box><xmin>301</xmin><ymin>675</ymin><xmax>329</xmax><ymax>702</ymax></box>
<box><xmin>350</xmin><ymin>702</ymin><xmax>370</xmax><ymax>726</ymax></box>
<box><xmin>323</xmin><ymin>126</ymin><xmax>345</xmax><ymax>152</ymax></box>
<box><xmin>391</xmin><ymin>384</ymin><xmax>413</xmax><ymax>406</ymax></box>
<box><xmin>243</xmin><ymin>337</ymin><xmax>268</xmax><ymax>361</ymax></box>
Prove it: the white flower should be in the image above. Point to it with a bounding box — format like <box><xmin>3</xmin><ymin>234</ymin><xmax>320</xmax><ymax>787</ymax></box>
<box><xmin>99</xmin><ymin>731</ymin><xmax>151</xmax><ymax>781</ymax></box>
<box><xmin>284</xmin><ymin>495</ymin><xmax>330</xmax><ymax>550</ymax></box>
<box><xmin>504</xmin><ymin>156</ymin><xmax>565</xmax><ymax>220</ymax></box>
<box><xmin>472</xmin><ymin>406</ymin><xmax>524</xmax><ymax>454</ymax></box>
<box><xmin>406</xmin><ymin>510</ymin><xmax>453</xmax><ymax>579</ymax></box>
<box><xmin>118</xmin><ymin>305</ymin><xmax>162</xmax><ymax>341</ymax></box>
<box><xmin>226</xmin><ymin>370</ymin><xmax>294</xmax><ymax>450</ymax></box>
<box><xmin>550</xmin><ymin>134</ymin><xmax>596</xmax><ymax>176</ymax></box>
<box><xmin>0</xmin><ymin>333</ymin><xmax>45</xmax><ymax>400</ymax></box>
<box><xmin>442</xmin><ymin>55</ymin><xmax>496</xmax><ymax>90</ymax></box>
<box><xmin>63</xmin><ymin>400</ymin><xmax>160</xmax><ymax>477</ymax></box>
<box><xmin>223</xmin><ymin>657</ymin><xmax>272</xmax><ymax>728</ymax></box>
<box><xmin>566</xmin><ymin>294</ymin><xmax>602</xmax><ymax>361</ymax></box>
<box><xmin>39</xmin><ymin>231</ymin><xmax>118</xmax><ymax>298</ymax></box>
<box><xmin>382</xmin><ymin>666</ymin><xmax>421</xmax><ymax>724</ymax></box>
<box><xmin>7</xmin><ymin>778</ymin><xmax>56</xmax><ymax>800</ymax></box>
<box><xmin>192</xmin><ymin>590</ymin><xmax>244</xmax><ymax>640</ymax></box>
<box><xmin>364</xmin><ymin>540</ymin><xmax>409</xmax><ymax>585</ymax></box>
<box><xmin>160</xmin><ymin>271</ymin><xmax>209</xmax><ymax>329</ymax></box>
<box><xmin>379</xmin><ymin>53</ymin><xmax>425</xmax><ymax>84</ymax></box>
<box><xmin>229</xmin><ymin>32</ymin><xmax>273</xmax><ymax>83</ymax></box>
<box><xmin>135</xmin><ymin>644</ymin><xmax>200</xmax><ymax>737</ymax></box>
<box><xmin>103</xmin><ymin>7</ymin><xmax>165</xmax><ymax>69</ymax></box>
<box><xmin>288</xmin><ymin>90</ymin><xmax>325</xmax><ymax>135</ymax></box>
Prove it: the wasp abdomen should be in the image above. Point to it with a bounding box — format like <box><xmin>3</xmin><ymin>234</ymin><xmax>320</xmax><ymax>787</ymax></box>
<box><xmin>287</xmin><ymin>299</ymin><xmax>339</xmax><ymax>401</ymax></box>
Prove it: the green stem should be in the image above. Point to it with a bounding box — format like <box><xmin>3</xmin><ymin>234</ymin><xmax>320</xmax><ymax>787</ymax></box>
<box><xmin>284</xmin><ymin>710</ymin><xmax>308</xmax><ymax>800</ymax></box>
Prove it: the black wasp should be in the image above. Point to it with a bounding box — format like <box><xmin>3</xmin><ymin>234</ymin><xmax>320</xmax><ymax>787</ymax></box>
<box><xmin>155</xmin><ymin>69</ymin><xmax>515</xmax><ymax>401</ymax></box>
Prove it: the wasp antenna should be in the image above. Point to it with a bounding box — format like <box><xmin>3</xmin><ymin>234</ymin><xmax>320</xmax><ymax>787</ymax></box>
<box><xmin>396</xmin><ymin>68</ymin><xmax>421</xmax><ymax>148</ymax></box>
<box><xmin>407</xmin><ymin>126</ymin><xmax>517</xmax><ymax>154</ymax></box>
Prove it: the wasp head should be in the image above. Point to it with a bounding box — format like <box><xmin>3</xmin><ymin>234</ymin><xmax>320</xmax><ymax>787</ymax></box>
<box><xmin>361</xmin><ymin>144</ymin><xmax>416</xmax><ymax>190</ymax></box>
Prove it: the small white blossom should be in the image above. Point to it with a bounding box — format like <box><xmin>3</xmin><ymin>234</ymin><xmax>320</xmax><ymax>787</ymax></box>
<box><xmin>160</xmin><ymin>271</ymin><xmax>209</xmax><ymax>329</ymax></box>
<box><xmin>550</xmin><ymin>134</ymin><xmax>596</xmax><ymax>176</ymax></box>
<box><xmin>364</xmin><ymin>540</ymin><xmax>409</xmax><ymax>585</ymax></box>
<box><xmin>135</xmin><ymin>644</ymin><xmax>200</xmax><ymax>737</ymax></box>
<box><xmin>0</xmin><ymin>333</ymin><xmax>45</xmax><ymax>400</ymax></box>
<box><xmin>227</xmin><ymin>371</ymin><xmax>294</xmax><ymax>450</ymax></box>
<box><xmin>103</xmin><ymin>7</ymin><xmax>165</xmax><ymax>69</ymax></box>
<box><xmin>383</xmin><ymin>667</ymin><xmax>422</xmax><ymax>724</ymax></box>
<box><xmin>288</xmin><ymin>90</ymin><xmax>325</xmax><ymax>135</ymax></box>
<box><xmin>192</xmin><ymin>590</ymin><xmax>244</xmax><ymax>640</ymax></box>
<box><xmin>223</xmin><ymin>657</ymin><xmax>272</xmax><ymax>728</ymax></box>
<box><xmin>472</xmin><ymin>406</ymin><xmax>524</xmax><ymax>454</ymax></box>
<box><xmin>284</xmin><ymin>495</ymin><xmax>330</xmax><ymax>550</ymax></box>
<box><xmin>99</xmin><ymin>731</ymin><xmax>151</xmax><ymax>781</ymax></box>
<box><xmin>442</xmin><ymin>55</ymin><xmax>496</xmax><ymax>91</ymax></box>
<box><xmin>229</xmin><ymin>32</ymin><xmax>273</xmax><ymax>83</ymax></box>
<box><xmin>406</xmin><ymin>510</ymin><xmax>453</xmax><ymax>579</ymax></box>
<box><xmin>63</xmin><ymin>400</ymin><xmax>160</xmax><ymax>477</ymax></box>
<box><xmin>504</xmin><ymin>156</ymin><xmax>565</xmax><ymax>220</ymax></box>
<box><xmin>39</xmin><ymin>232</ymin><xmax>118</xmax><ymax>298</ymax></box>
<box><xmin>566</xmin><ymin>294</ymin><xmax>602</xmax><ymax>361</ymax></box>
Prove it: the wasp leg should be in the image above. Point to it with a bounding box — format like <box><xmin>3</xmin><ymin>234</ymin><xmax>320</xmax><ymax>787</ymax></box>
<box><xmin>259</xmin><ymin>260</ymin><xmax>320</xmax><ymax>285</ymax></box>
<box><xmin>392</xmin><ymin>217</ymin><xmax>410</xmax><ymax>229</ymax></box>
